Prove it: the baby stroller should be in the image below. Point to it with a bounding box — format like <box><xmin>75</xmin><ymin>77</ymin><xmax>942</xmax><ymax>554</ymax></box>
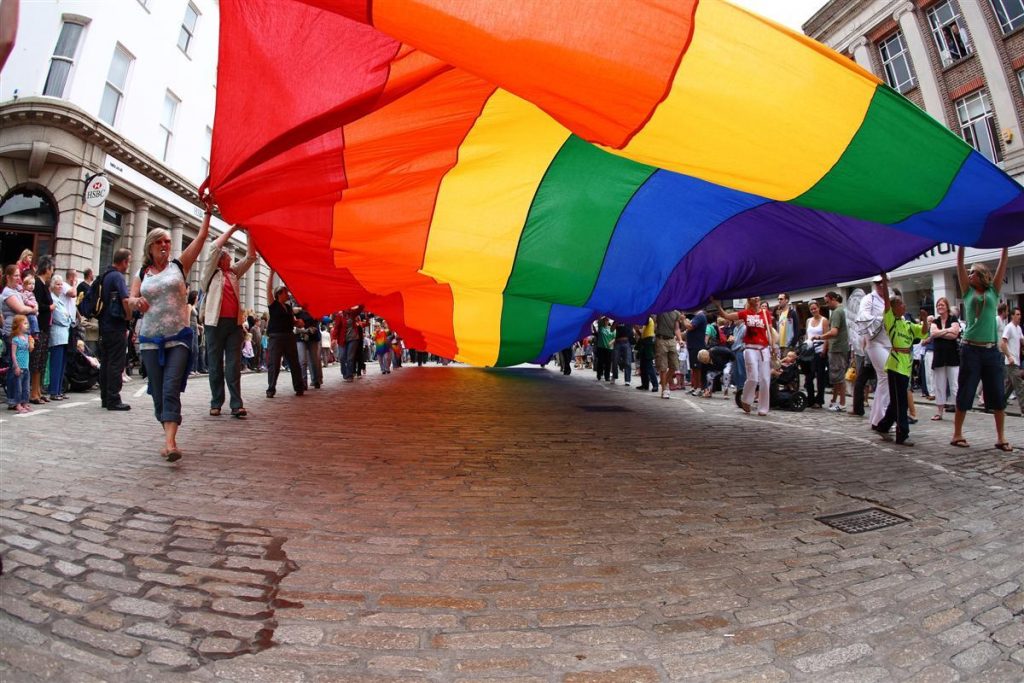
<box><xmin>770</xmin><ymin>362</ymin><xmax>807</xmax><ymax>412</ymax></box>
<box><xmin>64</xmin><ymin>344</ymin><xmax>100</xmax><ymax>393</ymax></box>
<box><xmin>733</xmin><ymin>361</ymin><xmax>807</xmax><ymax>412</ymax></box>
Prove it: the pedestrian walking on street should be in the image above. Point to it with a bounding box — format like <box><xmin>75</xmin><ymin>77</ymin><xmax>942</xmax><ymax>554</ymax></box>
<box><xmin>653</xmin><ymin>309</ymin><xmax>683</xmax><ymax>400</ymax></box>
<box><xmin>264</xmin><ymin>271</ymin><xmax>304</xmax><ymax>397</ymax></box>
<box><xmin>716</xmin><ymin>297</ymin><xmax>775</xmax><ymax>415</ymax></box>
<box><xmin>856</xmin><ymin>276</ymin><xmax>892</xmax><ymax>430</ymax></box>
<box><xmin>950</xmin><ymin>246</ymin><xmax>1012</xmax><ymax>452</ymax></box>
<box><xmin>130</xmin><ymin>210</ymin><xmax>209</xmax><ymax>462</ymax></box>
<box><xmin>1002</xmin><ymin>307</ymin><xmax>1024</xmax><ymax>414</ymax></box>
<box><xmin>872</xmin><ymin>273</ymin><xmax>925</xmax><ymax>446</ymax></box>
<box><xmin>200</xmin><ymin>223</ymin><xmax>257</xmax><ymax>418</ymax></box>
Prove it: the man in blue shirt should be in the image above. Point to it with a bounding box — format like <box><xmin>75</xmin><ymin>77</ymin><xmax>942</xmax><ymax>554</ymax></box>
<box><xmin>98</xmin><ymin>249</ymin><xmax>133</xmax><ymax>411</ymax></box>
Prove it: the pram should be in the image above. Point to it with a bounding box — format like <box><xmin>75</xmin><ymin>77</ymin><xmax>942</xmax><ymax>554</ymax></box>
<box><xmin>770</xmin><ymin>362</ymin><xmax>807</xmax><ymax>412</ymax></box>
<box><xmin>64</xmin><ymin>344</ymin><xmax>100</xmax><ymax>393</ymax></box>
<box><xmin>734</xmin><ymin>361</ymin><xmax>807</xmax><ymax>412</ymax></box>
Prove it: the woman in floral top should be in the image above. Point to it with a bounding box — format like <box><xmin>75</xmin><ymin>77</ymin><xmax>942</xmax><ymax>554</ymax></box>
<box><xmin>126</xmin><ymin>204</ymin><xmax>211</xmax><ymax>462</ymax></box>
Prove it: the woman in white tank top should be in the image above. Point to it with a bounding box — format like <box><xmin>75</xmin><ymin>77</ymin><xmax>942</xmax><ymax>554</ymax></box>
<box><xmin>803</xmin><ymin>300</ymin><xmax>830</xmax><ymax>408</ymax></box>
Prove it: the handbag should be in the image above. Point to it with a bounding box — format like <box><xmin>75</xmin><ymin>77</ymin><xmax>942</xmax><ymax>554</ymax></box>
<box><xmin>845</xmin><ymin>358</ymin><xmax>857</xmax><ymax>382</ymax></box>
<box><xmin>799</xmin><ymin>342</ymin><xmax>816</xmax><ymax>363</ymax></box>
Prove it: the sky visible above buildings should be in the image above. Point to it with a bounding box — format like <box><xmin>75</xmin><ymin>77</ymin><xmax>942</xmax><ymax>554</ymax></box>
<box><xmin>730</xmin><ymin>0</ymin><xmax>824</xmax><ymax>30</ymax></box>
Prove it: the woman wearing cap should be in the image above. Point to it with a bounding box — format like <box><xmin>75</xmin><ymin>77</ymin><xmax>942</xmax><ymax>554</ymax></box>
<box><xmin>950</xmin><ymin>246</ymin><xmax>1011</xmax><ymax>451</ymax></box>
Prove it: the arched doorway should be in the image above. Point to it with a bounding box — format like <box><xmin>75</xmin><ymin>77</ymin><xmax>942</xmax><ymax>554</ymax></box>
<box><xmin>0</xmin><ymin>186</ymin><xmax>58</xmax><ymax>267</ymax></box>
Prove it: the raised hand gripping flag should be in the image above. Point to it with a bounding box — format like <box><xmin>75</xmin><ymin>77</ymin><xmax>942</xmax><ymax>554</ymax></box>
<box><xmin>211</xmin><ymin>0</ymin><xmax>1023</xmax><ymax>366</ymax></box>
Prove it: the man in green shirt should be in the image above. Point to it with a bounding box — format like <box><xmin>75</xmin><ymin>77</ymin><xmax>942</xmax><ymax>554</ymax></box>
<box><xmin>872</xmin><ymin>273</ymin><xmax>926</xmax><ymax>446</ymax></box>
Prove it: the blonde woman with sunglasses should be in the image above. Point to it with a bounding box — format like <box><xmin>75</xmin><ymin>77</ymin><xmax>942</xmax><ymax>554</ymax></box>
<box><xmin>950</xmin><ymin>246</ymin><xmax>1011</xmax><ymax>452</ymax></box>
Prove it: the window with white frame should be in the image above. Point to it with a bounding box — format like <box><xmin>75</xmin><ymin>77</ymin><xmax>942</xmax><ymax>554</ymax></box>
<box><xmin>878</xmin><ymin>32</ymin><xmax>916</xmax><ymax>94</ymax></box>
<box><xmin>1019</xmin><ymin>69</ymin><xmax>1024</xmax><ymax>96</ymax></box>
<box><xmin>927</xmin><ymin>1</ymin><xmax>972</xmax><ymax>66</ymax></box>
<box><xmin>159</xmin><ymin>91</ymin><xmax>180</xmax><ymax>162</ymax></box>
<box><xmin>42</xmin><ymin>21</ymin><xmax>86</xmax><ymax>97</ymax></box>
<box><xmin>990</xmin><ymin>0</ymin><xmax>1024</xmax><ymax>34</ymax></box>
<box><xmin>201</xmin><ymin>126</ymin><xmax>212</xmax><ymax>177</ymax></box>
<box><xmin>99</xmin><ymin>45</ymin><xmax>133</xmax><ymax>125</ymax></box>
<box><xmin>956</xmin><ymin>91</ymin><xmax>1001</xmax><ymax>163</ymax></box>
<box><xmin>178</xmin><ymin>2</ymin><xmax>199</xmax><ymax>55</ymax></box>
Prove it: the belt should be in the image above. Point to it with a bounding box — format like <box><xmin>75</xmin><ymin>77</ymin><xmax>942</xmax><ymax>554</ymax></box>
<box><xmin>891</xmin><ymin>347</ymin><xmax>912</xmax><ymax>354</ymax></box>
<box><xmin>963</xmin><ymin>340</ymin><xmax>995</xmax><ymax>348</ymax></box>
<box><xmin>655</xmin><ymin>334</ymin><xmax>674</xmax><ymax>340</ymax></box>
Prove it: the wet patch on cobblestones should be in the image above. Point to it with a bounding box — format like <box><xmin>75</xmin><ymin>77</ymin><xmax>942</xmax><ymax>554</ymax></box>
<box><xmin>0</xmin><ymin>496</ymin><xmax>298</xmax><ymax>671</ymax></box>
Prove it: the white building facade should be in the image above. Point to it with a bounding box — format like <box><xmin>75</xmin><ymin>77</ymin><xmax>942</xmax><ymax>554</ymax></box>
<box><xmin>0</xmin><ymin>0</ymin><xmax>267</xmax><ymax>310</ymax></box>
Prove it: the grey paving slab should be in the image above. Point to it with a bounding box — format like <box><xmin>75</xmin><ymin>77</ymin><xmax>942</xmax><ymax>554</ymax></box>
<box><xmin>1</xmin><ymin>365</ymin><xmax>1022</xmax><ymax>682</ymax></box>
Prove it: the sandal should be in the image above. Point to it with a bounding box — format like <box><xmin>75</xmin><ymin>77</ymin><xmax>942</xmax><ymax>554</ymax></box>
<box><xmin>994</xmin><ymin>442</ymin><xmax>1014</xmax><ymax>453</ymax></box>
<box><xmin>209</xmin><ymin>408</ymin><xmax>221</xmax><ymax>416</ymax></box>
<box><xmin>164</xmin><ymin>448</ymin><xmax>182</xmax><ymax>462</ymax></box>
<box><xmin>949</xmin><ymin>438</ymin><xmax>970</xmax><ymax>448</ymax></box>
<box><xmin>930</xmin><ymin>415</ymin><xmax>943</xmax><ymax>421</ymax></box>
<box><xmin>231</xmin><ymin>407</ymin><xmax>247</xmax><ymax>418</ymax></box>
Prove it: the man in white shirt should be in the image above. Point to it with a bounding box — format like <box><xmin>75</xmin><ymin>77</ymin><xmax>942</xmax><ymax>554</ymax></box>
<box><xmin>1001</xmin><ymin>307</ymin><xmax>1023</xmax><ymax>412</ymax></box>
<box><xmin>856</xmin><ymin>276</ymin><xmax>891</xmax><ymax>428</ymax></box>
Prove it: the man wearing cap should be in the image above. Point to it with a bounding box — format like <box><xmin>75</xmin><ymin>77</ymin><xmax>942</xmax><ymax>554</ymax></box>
<box><xmin>856</xmin><ymin>275</ymin><xmax>891</xmax><ymax>428</ymax></box>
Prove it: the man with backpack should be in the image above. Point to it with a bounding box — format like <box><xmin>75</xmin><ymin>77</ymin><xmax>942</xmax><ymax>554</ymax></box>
<box><xmin>93</xmin><ymin>249</ymin><xmax>133</xmax><ymax>410</ymax></box>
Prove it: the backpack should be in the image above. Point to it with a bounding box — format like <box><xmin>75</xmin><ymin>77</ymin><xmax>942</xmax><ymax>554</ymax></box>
<box><xmin>78</xmin><ymin>268</ymin><xmax>114</xmax><ymax>319</ymax></box>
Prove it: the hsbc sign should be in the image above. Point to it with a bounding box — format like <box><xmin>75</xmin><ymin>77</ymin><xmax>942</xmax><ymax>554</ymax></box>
<box><xmin>83</xmin><ymin>173</ymin><xmax>111</xmax><ymax>207</ymax></box>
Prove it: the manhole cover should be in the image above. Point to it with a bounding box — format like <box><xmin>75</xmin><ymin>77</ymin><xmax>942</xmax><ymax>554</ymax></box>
<box><xmin>815</xmin><ymin>507</ymin><xmax>909</xmax><ymax>534</ymax></box>
<box><xmin>578</xmin><ymin>405</ymin><xmax>631</xmax><ymax>413</ymax></box>
<box><xmin>0</xmin><ymin>496</ymin><xmax>299</xmax><ymax>670</ymax></box>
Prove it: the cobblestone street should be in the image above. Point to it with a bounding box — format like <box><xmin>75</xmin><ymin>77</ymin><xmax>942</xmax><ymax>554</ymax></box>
<box><xmin>1</xmin><ymin>365</ymin><xmax>1023</xmax><ymax>682</ymax></box>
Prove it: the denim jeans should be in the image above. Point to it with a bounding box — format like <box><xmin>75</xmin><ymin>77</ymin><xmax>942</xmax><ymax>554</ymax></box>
<box><xmin>205</xmin><ymin>318</ymin><xmax>244</xmax><ymax>411</ymax></box>
<box><xmin>296</xmin><ymin>339</ymin><xmax>322</xmax><ymax>388</ymax></box>
<box><xmin>731</xmin><ymin>347</ymin><xmax>746</xmax><ymax>390</ymax></box>
<box><xmin>141</xmin><ymin>344</ymin><xmax>190</xmax><ymax>424</ymax></box>
<box><xmin>189</xmin><ymin>326</ymin><xmax>200</xmax><ymax>373</ymax></box>
<box><xmin>956</xmin><ymin>344</ymin><xmax>1005</xmax><ymax>412</ymax></box>
<box><xmin>613</xmin><ymin>341</ymin><xmax>633</xmax><ymax>383</ymax></box>
<box><xmin>47</xmin><ymin>345</ymin><xmax>66</xmax><ymax>396</ymax></box>
<box><xmin>342</xmin><ymin>339</ymin><xmax>360</xmax><ymax>379</ymax></box>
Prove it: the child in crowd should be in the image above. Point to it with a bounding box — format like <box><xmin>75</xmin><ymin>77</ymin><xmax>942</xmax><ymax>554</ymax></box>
<box><xmin>242</xmin><ymin>331</ymin><xmax>255</xmax><ymax>370</ymax></box>
<box><xmin>19</xmin><ymin>272</ymin><xmax>39</xmax><ymax>336</ymax></box>
<box><xmin>8</xmin><ymin>314</ymin><xmax>33</xmax><ymax>413</ymax></box>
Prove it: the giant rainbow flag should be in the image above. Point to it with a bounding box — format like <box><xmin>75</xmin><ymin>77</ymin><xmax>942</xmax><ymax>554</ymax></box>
<box><xmin>211</xmin><ymin>0</ymin><xmax>1023</xmax><ymax>366</ymax></box>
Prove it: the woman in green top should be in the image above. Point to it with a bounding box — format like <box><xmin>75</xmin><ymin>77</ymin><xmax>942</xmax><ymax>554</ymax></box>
<box><xmin>951</xmin><ymin>246</ymin><xmax>1011</xmax><ymax>452</ymax></box>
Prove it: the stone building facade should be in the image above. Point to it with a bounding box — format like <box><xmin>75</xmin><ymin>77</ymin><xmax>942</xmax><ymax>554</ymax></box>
<box><xmin>0</xmin><ymin>0</ymin><xmax>268</xmax><ymax>312</ymax></box>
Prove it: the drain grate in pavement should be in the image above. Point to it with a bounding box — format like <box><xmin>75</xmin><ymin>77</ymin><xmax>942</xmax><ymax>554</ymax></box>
<box><xmin>578</xmin><ymin>405</ymin><xmax>632</xmax><ymax>413</ymax></box>
<box><xmin>0</xmin><ymin>496</ymin><xmax>298</xmax><ymax>671</ymax></box>
<box><xmin>816</xmin><ymin>507</ymin><xmax>909</xmax><ymax>534</ymax></box>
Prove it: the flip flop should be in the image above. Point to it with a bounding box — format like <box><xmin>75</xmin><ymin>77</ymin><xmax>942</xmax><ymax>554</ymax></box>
<box><xmin>164</xmin><ymin>448</ymin><xmax>182</xmax><ymax>463</ymax></box>
<box><xmin>949</xmin><ymin>438</ymin><xmax>970</xmax><ymax>448</ymax></box>
<box><xmin>994</xmin><ymin>442</ymin><xmax>1014</xmax><ymax>453</ymax></box>
<box><xmin>930</xmin><ymin>415</ymin><xmax>943</xmax><ymax>421</ymax></box>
